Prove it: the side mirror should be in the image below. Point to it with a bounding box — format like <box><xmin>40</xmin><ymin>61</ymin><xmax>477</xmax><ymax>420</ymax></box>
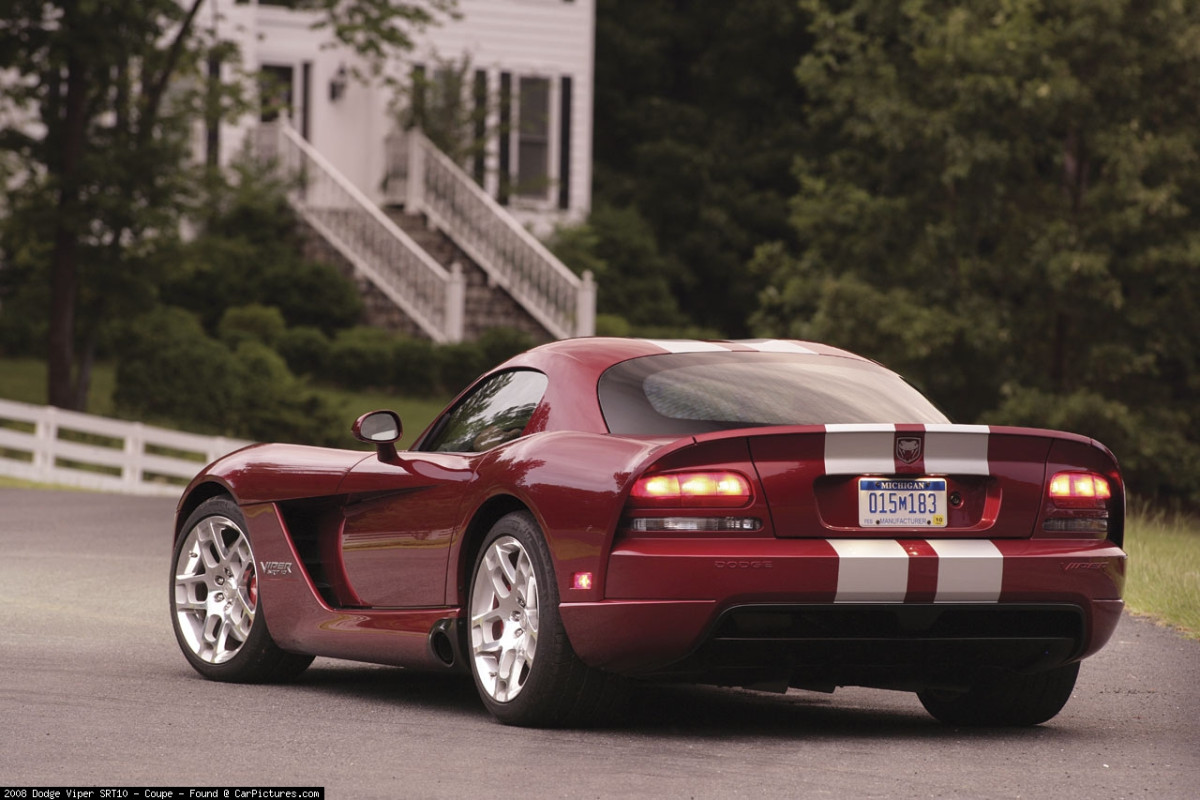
<box><xmin>352</xmin><ymin>410</ymin><xmax>402</xmax><ymax>462</ymax></box>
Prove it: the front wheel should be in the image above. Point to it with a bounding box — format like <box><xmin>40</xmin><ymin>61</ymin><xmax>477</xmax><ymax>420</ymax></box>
<box><xmin>467</xmin><ymin>511</ymin><xmax>622</xmax><ymax>726</ymax></box>
<box><xmin>918</xmin><ymin>662</ymin><xmax>1080</xmax><ymax>726</ymax></box>
<box><xmin>170</xmin><ymin>496</ymin><xmax>313</xmax><ymax>683</ymax></box>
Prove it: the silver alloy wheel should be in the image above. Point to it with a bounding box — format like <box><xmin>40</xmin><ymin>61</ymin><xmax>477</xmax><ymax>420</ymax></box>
<box><xmin>470</xmin><ymin>535</ymin><xmax>540</xmax><ymax>702</ymax></box>
<box><xmin>173</xmin><ymin>515</ymin><xmax>258</xmax><ymax>665</ymax></box>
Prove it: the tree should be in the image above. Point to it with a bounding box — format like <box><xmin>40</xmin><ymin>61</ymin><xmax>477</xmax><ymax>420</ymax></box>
<box><xmin>1</xmin><ymin>1</ymin><xmax>210</xmax><ymax>408</ymax></box>
<box><xmin>0</xmin><ymin>0</ymin><xmax>455</xmax><ymax>411</ymax></box>
<box><xmin>752</xmin><ymin>0</ymin><xmax>1200</xmax><ymax>500</ymax></box>
<box><xmin>548</xmin><ymin>202</ymin><xmax>688</xmax><ymax>329</ymax></box>
<box><xmin>592</xmin><ymin>0</ymin><xmax>810</xmax><ymax>335</ymax></box>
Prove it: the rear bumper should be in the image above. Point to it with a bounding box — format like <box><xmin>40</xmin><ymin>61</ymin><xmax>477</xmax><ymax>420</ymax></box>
<box><xmin>559</xmin><ymin>536</ymin><xmax>1125</xmax><ymax>682</ymax></box>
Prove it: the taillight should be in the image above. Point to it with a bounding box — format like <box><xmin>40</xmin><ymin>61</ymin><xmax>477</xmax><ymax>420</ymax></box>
<box><xmin>630</xmin><ymin>471</ymin><xmax>752</xmax><ymax>508</ymax></box>
<box><xmin>1048</xmin><ymin>472</ymin><xmax>1112</xmax><ymax>508</ymax></box>
<box><xmin>1043</xmin><ymin>470</ymin><xmax>1112</xmax><ymax>537</ymax></box>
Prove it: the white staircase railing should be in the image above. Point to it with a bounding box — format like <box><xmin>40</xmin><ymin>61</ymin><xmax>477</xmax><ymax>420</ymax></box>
<box><xmin>404</xmin><ymin>129</ymin><xmax>596</xmax><ymax>339</ymax></box>
<box><xmin>261</xmin><ymin>120</ymin><xmax>464</xmax><ymax>343</ymax></box>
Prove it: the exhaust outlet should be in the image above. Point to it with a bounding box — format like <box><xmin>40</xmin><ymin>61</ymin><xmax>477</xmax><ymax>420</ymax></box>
<box><xmin>427</xmin><ymin>617</ymin><xmax>464</xmax><ymax>668</ymax></box>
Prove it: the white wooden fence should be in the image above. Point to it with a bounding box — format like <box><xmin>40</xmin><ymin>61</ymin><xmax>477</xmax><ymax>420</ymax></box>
<box><xmin>0</xmin><ymin>399</ymin><xmax>252</xmax><ymax>498</ymax></box>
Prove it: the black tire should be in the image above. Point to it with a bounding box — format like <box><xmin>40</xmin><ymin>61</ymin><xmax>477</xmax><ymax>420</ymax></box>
<box><xmin>170</xmin><ymin>496</ymin><xmax>313</xmax><ymax>683</ymax></box>
<box><xmin>918</xmin><ymin>662</ymin><xmax>1080</xmax><ymax>726</ymax></box>
<box><xmin>467</xmin><ymin>511</ymin><xmax>624</xmax><ymax>727</ymax></box>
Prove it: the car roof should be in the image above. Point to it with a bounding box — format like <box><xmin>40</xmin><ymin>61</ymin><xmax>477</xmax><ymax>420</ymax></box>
<box><xmin>511</xmin><ymin>337</ymin><xmax>868</xmax><ymax>369</ymax></box>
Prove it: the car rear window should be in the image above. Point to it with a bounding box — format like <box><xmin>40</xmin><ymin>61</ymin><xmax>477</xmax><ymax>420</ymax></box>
<box><xmin>598</xmin><ymin>352</ymin><xmax>949</xmax><ymax>435</ymax></box>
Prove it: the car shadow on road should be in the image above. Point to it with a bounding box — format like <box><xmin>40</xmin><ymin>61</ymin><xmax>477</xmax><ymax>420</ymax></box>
<box><xmin>282</xmin><ymin>661</ymin><xmax>1094</xmax><ymax>742</ymax></box>
<box><xmin>291</xmin><ymin>660</ymin><xmax>483</xmax><ymax>716</ymax></box>
<box><xmin>620</xmin><ymin>683</ymin><xmax>1080</xmax><ymax>742</ymax></box>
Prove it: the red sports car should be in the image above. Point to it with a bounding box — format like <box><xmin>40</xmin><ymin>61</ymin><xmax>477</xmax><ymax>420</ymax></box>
<box><xmin>170</xmin><ymin>338</ymin><xmax>1126</xmax><ymax>727</ymax></box>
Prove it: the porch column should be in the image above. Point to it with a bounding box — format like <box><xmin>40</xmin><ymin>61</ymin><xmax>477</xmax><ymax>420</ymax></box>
<box><xmin>576</xmin><ymin>270</ymin><xmax>596</xmax><ymax>337</ymax></box>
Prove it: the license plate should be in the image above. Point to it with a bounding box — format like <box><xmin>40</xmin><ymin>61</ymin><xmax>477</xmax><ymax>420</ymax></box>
<box><xmin>858</xmin><ymin>478</ymin><xmax>947</xmax><ymax>527</ymax></box>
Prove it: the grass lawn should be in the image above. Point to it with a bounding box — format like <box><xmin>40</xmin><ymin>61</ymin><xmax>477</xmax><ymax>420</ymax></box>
<box><xmin>1124</xmin><ymin>511</ymin><xmax>1200</xmax><ymax>639</ymax></box>
<box><xmin>0</xmin><ymin>357</ymin><xmax>117</xmax><ymax>415</ymax></box>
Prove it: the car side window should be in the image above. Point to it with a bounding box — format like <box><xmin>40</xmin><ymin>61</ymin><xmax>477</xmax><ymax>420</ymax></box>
<box><xmin>420</xmin><ymin>370</ymin><xmax>549</xmax><ymax>453</ymax></box>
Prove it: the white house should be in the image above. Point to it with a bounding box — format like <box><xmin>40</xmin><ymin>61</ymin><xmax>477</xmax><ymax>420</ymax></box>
<box><xmin>201</xmin><ymin>0</ymin><xmax>597</xmax><ymax>343</ymax></box>
<box><xmin>210</xmin><ymin>0</ymin><xmax>595</xmax><ymax>233</ymax></box>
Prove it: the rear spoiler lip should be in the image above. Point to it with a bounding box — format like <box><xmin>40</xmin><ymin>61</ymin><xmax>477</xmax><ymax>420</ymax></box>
<box><xmin>688</xmin><ymin>422</ymin><xmax>1106</xmax><ymax>451</ymax></box>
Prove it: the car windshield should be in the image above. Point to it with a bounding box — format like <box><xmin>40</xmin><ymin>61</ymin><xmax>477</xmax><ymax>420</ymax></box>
<box><xmin>598</xmin><ymin>352</ymin><xmax>949</xmax><ymax>436</ymax></box>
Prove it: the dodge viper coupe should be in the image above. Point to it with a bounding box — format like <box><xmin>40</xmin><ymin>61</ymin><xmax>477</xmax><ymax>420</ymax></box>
<box><xmin>171</xmin><ymin>338</ymin><xmax>1126</xmax><ymax>727</ymax></box>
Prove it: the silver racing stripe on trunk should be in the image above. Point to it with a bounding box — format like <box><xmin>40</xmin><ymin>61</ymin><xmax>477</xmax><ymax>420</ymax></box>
<box><xmin>923</xmin><ymin>424</ymin><xmax>991</xmax><ymax>475</ymax></box>
<box><xmin>823</xmin><ymin>423</ymin><xmax>897</xmax><ymax>475</ymax></box>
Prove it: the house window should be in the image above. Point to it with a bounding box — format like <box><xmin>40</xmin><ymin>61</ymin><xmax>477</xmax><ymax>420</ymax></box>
<box><xmin>499</xmin><ymin>72</ymin><xmax>512</xmax><ymax>205</ymax></box>
<box><xmin>473</xmin><ymin>69</ymin><xmax>488</xmax><ymax>184</ymax></box>
<box><xmin>558</xmin><ymin>76</ymin><xmax>572</xmax><ymax>209</ymax></box>
<box><xmin>259</xmin><ymin>64</ymin><xmax>294</xmax><ymax>123</ymax></box>
<box><xmin>516</xmin><ymin>77</ymin><xmax>550</xmax><ymax>199</ymax></box>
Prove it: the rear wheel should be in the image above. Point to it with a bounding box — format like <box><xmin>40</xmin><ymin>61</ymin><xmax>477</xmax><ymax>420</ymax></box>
<box><xmin>170</xmin><ymin>496</ymin><xmax>313</xmax><ymax>683</ymax></box>
<box><xmin>467</xmin><ymin>511</ymin><xmax>622</xmax><ymax>726</ymax></box>
<box><xmin>918</xmin><ymin>662</ymin><xmax>1080</xmax><ymax>726</ymax></box>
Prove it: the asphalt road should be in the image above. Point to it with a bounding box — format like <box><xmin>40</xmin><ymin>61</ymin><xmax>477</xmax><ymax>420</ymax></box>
<box><xmin>1</xmin><ymin>488</ymin><xmax>1197</xmax><ymax>799</ymax></box>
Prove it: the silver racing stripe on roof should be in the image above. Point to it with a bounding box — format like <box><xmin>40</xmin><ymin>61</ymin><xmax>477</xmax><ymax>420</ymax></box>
<box><xmin>738</xmin><ymin>339</ymin><xmax>818</xmax><ymax>354</ymax></box>
<box><xmin>641</xmin><ymin>339</ymin><xmax>731</xmax><ymax>353</ymax></box>
<box><xmin>641</xmin><ymin>338</ymin><xmax>821</xmax><ymax>355</ymax></box>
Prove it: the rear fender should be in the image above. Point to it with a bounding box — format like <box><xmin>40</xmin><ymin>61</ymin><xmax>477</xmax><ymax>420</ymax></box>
<box><xmin>463</xmin><ymin>431</ymin><xmax>677</xmax><ymax>604</ymax></box>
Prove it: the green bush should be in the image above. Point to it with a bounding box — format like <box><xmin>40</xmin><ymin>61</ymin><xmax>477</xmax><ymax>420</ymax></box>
<box><xmin>477</xmin><ymin>327</ymin><xmax>536</xmax><ymax>370</ymax></box>
<box><xmin>255</xmin><ymin>258</ymin><xmax>364</xmax><ymax>334</ymax></box>
<box><xmin>111</xmin><ymin>310</ymin><xmax>543</xmax><ymax>441</ymax></box>
<box><xmin>428</xmin><ymin>327</ymin><xmax>535</xmax><ymax>397</ymax></box>
<box><xmin>113</xmin><ymin>306</ymin><xmax>342</xmax><ymax>445</ymax></box>
<box><xmin>436</xmin><ymin>342</ymin><xmax>488</xmax><ymax>396</ymax></box>
<box><xmin>113</xmin><ymin>307</ymin><xmax>241</xmax><ymax>430</ymax></box>
<box><xmin>594</xmin><ymin>314</ymin><xmax>632</xmax><ymax>338</ymax></box>
<box><xmin>228</xmin><ymin>341</ymin><xmax>343</xmax><ymax>446</ymax></box>
<box><xmin>327</xmin><ymin>326</ymin><xmax>401</xmax><ymax>389</ymax></box>
<box><xmin>218</xmin><ymin>304</ymin><xmax>287</xmax><ymax>349</ymax></box>
<box><xmin>392</xmin><ymin>337</ymin><xmax>439</xmax><ymax>396</ymax></box>
<box><xmin>321</xmin><ymin>327</ymin><xmax>532</xmax><ymax>397</ymax></box>
<box><xmin>277</xmin><ymin>325</ymin><xmax>332</xmax><ymax>377</ymax></box>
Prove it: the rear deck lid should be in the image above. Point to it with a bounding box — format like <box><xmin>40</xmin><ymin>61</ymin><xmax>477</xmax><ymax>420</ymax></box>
<box><xmin>745</xmin><ymin>424</ymin><xmax>1053</xmax><ymax>538</ymax></box>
